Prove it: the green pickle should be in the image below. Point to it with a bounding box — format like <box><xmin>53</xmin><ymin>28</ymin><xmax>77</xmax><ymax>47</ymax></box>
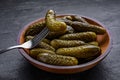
<box><xmin>25</xmin><ymin>21</ymin><xmax>45</xmax><ymax>36</ymax></box>
<box><xmin>64</xmin><ymin>19</ymin><xmax>106</xmax><ymax>34</ymax></box>
<box><xmin>42</xmin><ymin>39</ymin><xmax>51</xmax><ymax>44</ymax></box>
<box><xmin>46</xmin><ymin>31</ymin><xmax>66</xmax><ymax>40</ymax></box>
<box><xmin>51</xmin><ymin>39</ymin><xmax>85</xmax><ymax>49</ymax></box>
<box><xmin>30</xmin><ymin>48</ymin><xmax>55</xmax><ymax>58</ymax></box>
<box><xmin>45</xmin><ymin>10</ymin><xmax>67</xmax><ymax>32</ymax></box>
<box><xmin>60</xmin><ymin>32</ymin><xmax>97</xmax><ymax>42</ymax></box>
<box><xmin>37</xmin><ymin>53</ymin><xmax>78</xmax><ymax>66</ymax></box>
<box><xmin>88</xmin><ymin>41</ymin><xmax>99</xmax><ymax>46</ymax></box>
<box><xmin>64</xmin><ymin>15</ymin><xmax>89</xmax><ymax>24</ymax></box>
<box><xmin>56</xmin><ymin>45</ymin><xmax>100</xmax><ymax>58</ymax></box>
<box><xmin>39</xmin><ymin>42</ymin><xmax>55</xmax><ymax>51</ymax></box>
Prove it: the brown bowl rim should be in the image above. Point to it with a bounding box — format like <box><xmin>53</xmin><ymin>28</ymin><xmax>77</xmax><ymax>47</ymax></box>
<box><xmin>17</xmin><ymin>14</ymin><xmax>112</xmax><ymax>70</ymax></box>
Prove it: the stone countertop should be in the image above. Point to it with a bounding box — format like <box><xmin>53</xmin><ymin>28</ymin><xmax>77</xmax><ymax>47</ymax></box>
<box><xmin>0</xmin><ymin>0</ymin><xmax>120</xmax><ymax>80</ymax></box>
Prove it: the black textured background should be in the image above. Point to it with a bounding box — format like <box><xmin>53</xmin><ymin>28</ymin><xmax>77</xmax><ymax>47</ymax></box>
<box><xmin>0</xmin><ymin>0</ymin><xmax>120</xmax><ymax>80</ymax></box>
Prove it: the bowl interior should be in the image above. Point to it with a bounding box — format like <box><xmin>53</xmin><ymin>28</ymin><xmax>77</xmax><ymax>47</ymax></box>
<box><xmin>18</xmin><ymin>15</ymin><xmax>111</xmax><ymax>73</ymax></box>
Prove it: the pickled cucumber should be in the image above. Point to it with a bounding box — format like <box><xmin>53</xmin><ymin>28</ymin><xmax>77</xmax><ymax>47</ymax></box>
<box><xmin>39</xmin><ymin>42</ymin><xmax>55</xmax><ymax>51</ymax></box>
<box><xmin>37</xmin><ymin>53</ymin><xmax>78</xmax><ymax>66</ymax></box>
<box><xmin>30</xmin><ymin>48</ymin><xmax>55</xmax><ymax>58</ymax></box>
<box><xmin>56</xmin><ymin>45</ymin><xmax>100</xmax><ymax>58</ymax></box>
<box><xmin>59</xmin><ymin>32</ymin><xmax>97</xmax><ymax>42</ymax></box>
<box><xmin>88</xmin><ymin>41</ymin><xmax>99</xmax><ymax>46</ymax></box>
<box><xmin>51</xmin><ymin>39</ymin><xmax>85</xmax><ymax>49</ymax></box>
<box><xmin>45</xmin><ymin>10</ymin><xmax>67</xmax><ymax>32</ymax></box>
<box><xmin>64</xmin><ymin>19</ymin><xmax>106</xmax><ymax>34</ymax></box>
<box><xmin>25</xmin><ymin>21</ymin><xmax>45</xmax><ymax>36</ymax></box>
<box><xmin>46</xmin><ymin>31</ymin><xmax>66</xmax><ymax>39</ymax></box>
<box><xmin>64</xmin><ymin>15</ymin><xmax>89</xmax><ymax>24</ymax></box>
<box><xmin>42</xmin><ymin>39</ymin><xmax>50</xmax><ymax>44</ymax></box>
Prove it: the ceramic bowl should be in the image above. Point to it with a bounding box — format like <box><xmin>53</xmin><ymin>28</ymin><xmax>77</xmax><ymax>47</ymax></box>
<box><xmin>18</xmin><ymin>15</ymin><xmax>112</xmax><ymax>74</ymax></box>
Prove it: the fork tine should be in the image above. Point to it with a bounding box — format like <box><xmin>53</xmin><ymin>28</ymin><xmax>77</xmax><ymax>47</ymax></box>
<box><xmin>31</xmin><ymin>27</ymin><xmax>49</xmax><ymax>48</ymax></box>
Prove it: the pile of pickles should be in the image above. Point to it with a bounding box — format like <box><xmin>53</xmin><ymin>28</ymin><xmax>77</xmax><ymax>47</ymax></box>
<box><xmin>25</xmin><ymin>10</ymin><xmax>106</xmax><ymax>66</ymax></box>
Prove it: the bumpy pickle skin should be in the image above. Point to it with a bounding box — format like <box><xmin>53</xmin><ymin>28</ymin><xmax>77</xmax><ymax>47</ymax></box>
<box><xmin>39</xmin><ymin>42</ymin><xmax>55</xmax><ymax>51</ymax></box>
<box><xmin>37</xmin><ymin>53</ymin><xmax>78</xmax><ymax>66</ymax></box>
<box><xmin>59</xmin><ymin>32</ymin><xmax>97</xmax><ymax>42</ymax></box>
<box><xmin>25</xmin><ymin>21</ymin><xmax>45</xmax><ymax>36</ymax></box>
<box><xmin>64</xmin><ymin>15</ymin><xmax>89</xmax><ymax>24</ymax></box>
<box><xmin>88</xmin><ymin>41</ymin><xmax>99</xmax><ymax>46</ymax></box>
<box><xmin>25</xmin><ymin>36</ymin><xmax>34</xmax><ymax>41</ymax></box>
<box><xmin>46</xmin><ymin>30</ymin><xmax>66</xmax><ymax>40</ymax></box>
<box><xmin>30</xmin><ymin>48</ymin><xmax>55</xmax><ymax>58</ymax></box>
<box><xmin>51</xmin><ymin>39</ymin><xmax>85</xmax><ymax>49</ymax></box>
<box><xmin>56</xmin><ymin>45</ymin><xmax>100</xmax><ymax>58</ymax></box>
<box><xmin>45</xmin><ymin>10</ymin><xmax>67</xmax><ymax>32</ymax></box>
<box><xmin>46</xmin><ymin>26</ymin><xmax>74</xmax><ymax>39</ymax></box>
<box><xmin>64</xmin><ymin>19</ymin><xmax>106</xmax><ymax>34</ymax></box>
<box><xmin>42</xmin><ymin>39</ymin><xmax>51</xmax><ymax>44</ymax></box>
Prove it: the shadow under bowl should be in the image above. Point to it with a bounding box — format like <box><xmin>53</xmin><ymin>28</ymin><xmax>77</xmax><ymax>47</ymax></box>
<box><xmin>18</xmin><ymin>14</ymin><xmax>112</xmax><ymax>74</ymax></box>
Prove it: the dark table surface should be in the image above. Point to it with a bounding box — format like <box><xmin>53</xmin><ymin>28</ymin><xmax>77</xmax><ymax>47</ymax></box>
<box><xmin>0</xmin><ymin>0</ymin><xmax>120</xmax><ymax>80</ymax></box>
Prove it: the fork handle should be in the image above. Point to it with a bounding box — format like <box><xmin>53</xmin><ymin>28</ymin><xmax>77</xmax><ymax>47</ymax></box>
<box><xmin>0</xmin><ymin>48</ymin><xmax>12</xmax><ymax>54</ymax></box>
<box><xmin>0</xmin><ymin>45</ymin><xmax>21</xmax><ymax>54</ymax></box>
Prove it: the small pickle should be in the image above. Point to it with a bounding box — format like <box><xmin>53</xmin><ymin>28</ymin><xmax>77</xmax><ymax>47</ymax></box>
<box><xmin>42</xmin><ymin>39</ymin><xmax>51</xmax><ymax>44</ymax></box>
<box><xmin>46</xmin><ymin>31</ymin><xmax>66</xmax><ymax>40</ymax></box>
<box><xmin>30</xmin><ymin>48</ymin><xmax>55</xmax><ymax>58</ymax></box>
<box><xmin>39</xmin><ymin>42</ymin><xmax>55</xmax><ymax>51</ymax></box>
<box><xmin>88</xmin><ymin>41</ymin><xmax>99</xmax><ymax>46</ymax></box>
<box><xmin>56</xmin><ymin>45</ymin><xmax>100</xmax><ymax>58</ymax></box>
<box><xmin>64</xmin><ymin>20</ymin><xmax>106</xmax><ymax>34</ymax></box>
<box><xmin>51</xmin><ymin>39</ymin><xmax>85</xmax><ymax>49</ymax></box>
<box><xmin>59</xmin><ymin>32</ymin><xmax>97</xmax><ymax>42</ymax></box>
<box><xmin>84</xmin><ymin>51</ymin><xmax>101</xmax><ymax>62</ymax></box>
<box><xmin>46</xmin><ymin>26</ymin><xmax>74</xmax><ymax>39</ymax></box>
<box><xmin>25</xmin><ymin>21</ymin><xmax>45</xmax><ymax>36</ymax></box>
<box><xmin>45</xmin><ymin>10</ymin><xmax>67</xmax><ymax>32</ymax></box>
<box><xmin>65</xmin><ymin>15</ymin><xmax>89</xmax><ymax>24</ymax></box>
<box><xmin>37</xmin><ymin>53</ymin><xmax>78</xmax><ymax>66</ymax></box>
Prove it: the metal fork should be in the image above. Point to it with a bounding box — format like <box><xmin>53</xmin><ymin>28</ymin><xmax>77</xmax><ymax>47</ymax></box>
<box><xmin>0</xmin><ymin>27</ymin><xmax>49</xmax><ymax>54</ymax></box>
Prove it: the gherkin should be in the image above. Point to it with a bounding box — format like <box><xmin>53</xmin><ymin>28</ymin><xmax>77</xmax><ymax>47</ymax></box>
<box><xmin>64</xmin><ymin>19</ymin><xmax>106</xmax><ymax>34</ymax></box>
<box><xmin>64</xmin><ymin>15</ymin><xmax>89</xmax><ymax>24</ymax></box>
<box><xmin>51</xmin><ymin>39</ymin><xmax>85</xmax><ymax>49</ymax></box>
<box><xmin>46</xmin><ymin>26</ymin><xmax>74</xmax><ymax>39</ymax></box>
<box><xmin>59</xmin><ymin>32</ymin><xmax>97</xmax><ymax>42</ymax></box>
<box><xmin>25</xmin><ymin>21</ymin><xmax>45</xmax><ymax>36</ymax></box>
<box><xmin>30</xmin><ymin>48</ymin><xmax>55</xmax><ymax>58</ymax></box>
<box><xmin>45</xmin><ymin>10</ymin><xmax>67</xmax><ymax>32</ymax></box>
<box><xmin>88</xmin><ymin>41</ymin><xmax>99</xmax><ymax>46</ymax></box>
<box><xmin>37</xmin><ymin>53</ymin><xmax>78</xmax><ymax>66</ymax></box>
<box><xmin>38</xmin><ymin>42</ymin><xmax>55</xmax><ymax>51</ymax></box>
<box><xmin>46</xmin><ymin>31</ymin><xmax>66</xmax><ymax>40</ymax></box>
<box><xmin>56</xmin><ymin>45</ymin><xmax>100</xmax><ymax>58</ymax></box>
